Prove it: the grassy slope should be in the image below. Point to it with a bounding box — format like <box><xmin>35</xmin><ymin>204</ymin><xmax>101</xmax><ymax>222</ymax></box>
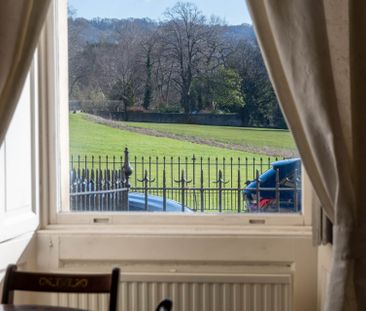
<box><xmin>124</xmin><ymin>121</ymin><xmax>296</xmax><ymax>151</ymax></box>
<box><xmin>70</xmin><ymin>113</ymin><xmax>268</xmax><ymax>159</ymax></box>
<box><xmin>70</xmin><ymin>114</ymin><xmax>288</xmax><ymax>211</ymax></box>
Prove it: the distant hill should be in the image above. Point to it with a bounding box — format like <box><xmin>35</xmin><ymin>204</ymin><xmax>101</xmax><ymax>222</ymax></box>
<box><xmin>69</xmin><ymin>17</ymin><xmax>256</xmax><ymax>47</ymax></box>
<box><xmin>221</xmin><ymin>24</ymin><xmax>256</xmax><ymax>43</ymax></box>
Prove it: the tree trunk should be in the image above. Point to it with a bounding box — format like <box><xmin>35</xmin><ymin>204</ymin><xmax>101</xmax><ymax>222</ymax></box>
<box><xmin>124</xmin><ymin>101</ymin><xmax>128</xmax><ymax>121</ymax></box>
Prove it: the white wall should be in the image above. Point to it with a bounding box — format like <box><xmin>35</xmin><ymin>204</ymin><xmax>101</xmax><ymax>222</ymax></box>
<box><xmin>317</xmin><ymin>244</ymin><xmax>332</xmax><ymax>311</ymax></box>
<box><xmin>34</xmin><ymin>226</ymin><xmax>317</xmax><ymax>311</ymax></box>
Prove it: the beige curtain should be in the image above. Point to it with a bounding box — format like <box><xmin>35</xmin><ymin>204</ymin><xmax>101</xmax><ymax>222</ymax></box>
<box><xmin>246</xmin><ymin>0</ymin><xmax>365</xmax><ymax>310</ymax></box>
<box><xmin>0</xmin><ymin>0</ymin><xmax>51</xmax><ymax>144</ymax></box>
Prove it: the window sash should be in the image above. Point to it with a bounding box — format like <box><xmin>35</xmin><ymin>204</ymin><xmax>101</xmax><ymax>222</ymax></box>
<box><xmin>39</xmin><ymin>0</ymin><xmax>311</xmax><ymax>227</ymax></box>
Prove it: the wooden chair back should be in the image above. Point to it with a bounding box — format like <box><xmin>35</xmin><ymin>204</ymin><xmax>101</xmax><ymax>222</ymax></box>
<box><xmin>1</xmin><ymin>265</ymin><xmax>120</xmax><ymax>311</ymax></box>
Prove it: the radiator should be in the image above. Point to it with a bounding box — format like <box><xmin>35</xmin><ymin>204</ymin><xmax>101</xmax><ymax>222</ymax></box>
<box><xmin>55</xmin><ymin>273</ymin><xmax>292</xmax><ymax>311</ymax></box>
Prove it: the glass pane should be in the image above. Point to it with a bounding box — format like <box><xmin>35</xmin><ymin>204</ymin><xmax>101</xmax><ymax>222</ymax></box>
<box><xmin>66</xmin><ymin>0</ymin><xmax>301</xmax><ymax>213</ymax></box>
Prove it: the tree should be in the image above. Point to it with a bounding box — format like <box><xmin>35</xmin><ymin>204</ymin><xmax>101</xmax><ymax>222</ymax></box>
<box><xmin>191</xmin><ymin>66</ymin><xmax>244</xmax><ymax>113</ymax></box>
<box><xmin>99</xmin><ymin>20</ymin><xmax>146</xmax><ymax>108</ymax></box>
<box><xmin>210</xmin><ymin>66</ymin><xmax>245</xmax><ymax>112</ymax></box>
<box><xmin>226</xmin><ymin>40</ymin><xmax>286</xmax><ymax>128</ymax></box>
<box><xmin>68</xmin><ymin>42</ymin><xmax>99</xmax><ymax>98</ymax></box>
<box><xmin>143</xmin><ymin>44</ymin><xmax>153</xmax><ymax>109</ymax></box>
<box><xmin>68</xmin><ymin>18</ymin><xmax>94</xmax><ymax>98</ymax></box>
<box><xmin>160</xmin><ymin>2</ymin><xmax>223</xmax><ymax>114</ymax></box>
<box><xmin>109</xmin><ymin>79</ymin><xmax>136</xmax><ymax>120</ymax></box>
<box><xmin>152</xmin><ymin>39</ymin><xmax>177</xmax><ymax>109</ymax></box>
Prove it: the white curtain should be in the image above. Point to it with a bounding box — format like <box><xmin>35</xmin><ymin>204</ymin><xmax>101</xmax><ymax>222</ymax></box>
<box><xmin>246</xmin><ymin>0</ymin><xmax>365</xmax><ymax>309</ymax></box>
<box><xmin>0</xmin><ymin>0</ymin><xmax>51</xmax><ymax>144</ymax></box>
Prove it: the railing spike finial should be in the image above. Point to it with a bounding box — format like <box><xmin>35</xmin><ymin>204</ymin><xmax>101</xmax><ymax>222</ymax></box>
<box><xmin>213</xmin><ymin>170</ymin><xmax>229</xmax><ymax>185</ymax></box>
<box><xmin>123</xmin><ymin>147</ymin><xmax>133</xmax><ymax>188</ymax></box>
<box><xmin>136</xmin><ymin>169</ymin><xmax>155</xmax><ymax>211</ymax></box>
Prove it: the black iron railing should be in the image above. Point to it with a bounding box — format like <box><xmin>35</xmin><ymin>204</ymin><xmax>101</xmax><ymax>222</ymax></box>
<box><xmin>69</xmin><ymin>148</ymin><xmax>301</xmax><ymax>213</ymax></box>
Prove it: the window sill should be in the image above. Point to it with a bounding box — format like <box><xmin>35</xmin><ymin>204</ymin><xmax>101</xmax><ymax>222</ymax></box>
<box><xmin>50</xmin><ymin>211</ymin><xmax>306</xmax><ymax>227</ymax></box>
<box><xmin>41</xmin><ymin>219</ymin><xmax>312</xmax><ymax>238</ymax></box>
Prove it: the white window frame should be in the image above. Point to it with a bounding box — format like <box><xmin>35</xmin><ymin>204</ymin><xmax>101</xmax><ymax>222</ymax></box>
<box><xmin>39</xmin><ymin>0</ymin><xmax>312</xmax><ymax>229</ymax></box>
<box><xmin>0</xmin><ymin>59</ymin><xmax>40</xmax><ymax>242</ymax></box>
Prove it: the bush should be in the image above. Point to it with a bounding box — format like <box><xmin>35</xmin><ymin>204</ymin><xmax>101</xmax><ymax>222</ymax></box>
<box><xmin>156</xmin><ymin>103</ymin><xmax>182</xmax><ymax>113</ymax></box>
<box><xmin>128</xmin><ymin>105</ymin><xmax>146</xmax><ymax>113</ymax></box>
<box><xmin>80</xmin><ymin>100</ymin><xmax>108</xmax><ymax>113</ymax></box>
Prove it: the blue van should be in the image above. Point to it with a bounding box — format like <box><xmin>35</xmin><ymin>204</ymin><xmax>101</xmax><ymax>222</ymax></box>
<box><xmin>243</xmin><ymin>158</ymin><xmax>301</xmax><ymax>212</ymax></box>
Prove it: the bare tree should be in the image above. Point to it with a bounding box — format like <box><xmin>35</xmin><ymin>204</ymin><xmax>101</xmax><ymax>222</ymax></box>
<box><xmin>152</xmin><ymin>38</ymin><xmax>177</xmax><ymax>109</ymax></box>
<box><xmin>103</xmin><ymin>20</ymin><xmax>146</xmax><ymax>109</ymax></box>
<box><xmin>68</xmin><ymin>17</ymin><xmax>94</xmax><ymax>97</ymax></box>
<box><xmin>159</xmin><ymin>2</ymin><xmax>223</xmax><ymax>114</ymax></box>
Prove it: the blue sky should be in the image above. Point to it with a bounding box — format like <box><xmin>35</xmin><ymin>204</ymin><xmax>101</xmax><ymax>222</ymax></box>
<box><xmin>68</xmin><ymin>0</ymin><xmax>252</xmax><ymax>25</ymax></box>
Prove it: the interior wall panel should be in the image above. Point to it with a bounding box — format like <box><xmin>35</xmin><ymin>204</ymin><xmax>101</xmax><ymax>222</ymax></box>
<box><xmin>4</xmin><ymin>77</ymin><xmax>32</xmax><ymax>213</ymax></box>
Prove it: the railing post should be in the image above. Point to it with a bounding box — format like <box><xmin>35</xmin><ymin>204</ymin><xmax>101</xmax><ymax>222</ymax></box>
<box><xmin>192</xmin><ymin>155</ymin><xmax>196</xmax><ymax>186</ymax></box>
<box><xmin>123</xmin><ymin>147</ymin><xmax>133</xmax><ymax>188</ymax></box>
<box><xmin>174</xmin><ymin>170</ymin><xmax>191</xmax><ymax>212</ymax></box>
<box><xmin>255</xmin><ymin>170</ymin><xmax>260</xmax><ymax>212</ymax></box>
<box><xmin>294</xmin><ymin>168</ymin><xmax>298</xmax><ymax>212</ymax></box>
<box><xmin>218</xmin><ymin>171</ymin><xmax>223</xmax><ymax>212</ymax></box>
<box><xmin>148</xmin><ymin>156</ymin><xmax>152</xmax><ymax>187</ymax></box>
<box><xmin>276</xmin><ymin>168</ymin><xmax>280</xmax><ymax>212</ymax></box>
<box><xmin>163</xmin><ymin>169</ymin><xmax>167</xmax><ymax>212</ymax></box>
<box><xmin>70</xmin><ymin>157</ymin><xmax>76</xmax><ymax>211</ymax></box>
<box><xmin>105</xmin><ymin>156</ymin><xmax>110</xmax><ymax>211</ymax></box>
<box><xmin>155</xmin><ymin>156</ymin><xmax>159</xmax><ymax>196</ymax></box>
<box><xmin>244</xmin><ymin>157</ymin><xmax>247</xmax><ymax>182</ymax></box>
<box><xmin>215</xmin><ymin>157</ymin><xmax>218</xmax><ymax>181</ymax></box>
<box><xmin>181</xmin><ymin>170</ymin><xmax>185</xmax><ymax>211</ymax></box>
<box><xmin>192</xmin><ymin>155</ymin><xmax>197</xmax><ymax>210</ymax></box>
<box><xmin>85</xmin><ymin>165</ymin><xmax>90</xmax><ymax>210</ymax></box>
<box><xmin>237</xmin><ymin>170</ymin><xmax>241</xmax><ymax>213</ymax></box>
<box><xmin>137</xmin><ymin>170</ymin><xmax>155</xmax><ymax>211</ymax></box>
<box><xmin>200</xmin><ymin>169</ymin><xmax>204</xmax><ymax>212</ymax></box>
<box><xmin>81</xmin><ymin>166</ymin><xmax>86</xmax><ymax>211</ymax></box>
<box><xmin>88</xmin><ymin>168</ymin><xmax>93</xmax><ymax>211</ymax></box>
<box><xmin>144</xmin><ymin>170</ymin><xmax>148</xmax><ymax>210</ymax></box>
<box><xmin>214</xmin><ymin>170</ymin><xmax>229</xmax><ymax>213</ymax></box>
<box><xmin>134</xmin><ymin>155</ymin><xmax>137</xmax><ymax>188</ymax></box>
<box><xmin>121</xmin><ymin>147</ymin><xmax>133</xmax><ymax>211</ymax></box>
<box><xmin>260</xmin><ymin>157</ymin><xmax>263</xmax><ymax>174</ymax></box>
<box><xmin>208</xmin><ymin>157</ymin><xmax>211</xmax><ymax>210</ymax></box>
<box><xmin>253</xmin><ymin>158</ymin><xmax>256</xmax><ymax>179</ymax></box>
<box><xmin>77</xmin><ymin>155</ymin><xmax>81</xmax><ymax>210</ymax></box>
<box><xmin>230</xmin><ymin>157</ymin><xmax>233</xmax><ymax>208</ymax></box>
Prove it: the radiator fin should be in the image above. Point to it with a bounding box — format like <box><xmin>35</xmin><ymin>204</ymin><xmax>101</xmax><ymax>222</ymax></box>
<box><xmin>56</xmin><ymin>274</ymin><xmax>292</xmax><ymax>311</ymax></box>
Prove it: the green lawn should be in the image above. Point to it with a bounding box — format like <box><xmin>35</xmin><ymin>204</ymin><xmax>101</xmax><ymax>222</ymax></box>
<box><xmin>70</xmin><ymin>113</ymin><xmax>271</xmax><ymax>159</ymax></box>
<box><xmin>124</xmin><ymin>120</ymin><xmax>296</xmax><ymax>151</ymax></box>
<box><xmin>69</xmin><ymin>113</ymin><xmax>295</xmax><ymax>211</ymax></box>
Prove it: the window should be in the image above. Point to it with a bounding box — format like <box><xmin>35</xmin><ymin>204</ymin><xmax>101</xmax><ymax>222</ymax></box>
<box><xmin>42</xmin><ymin>0</ymin><xmax>311</xmax><ymax>226</ymax></box>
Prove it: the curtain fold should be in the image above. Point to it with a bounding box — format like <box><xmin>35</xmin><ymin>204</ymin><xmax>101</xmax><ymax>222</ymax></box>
<box><xmin>246</xmin><ymin>0</ymin><xmax>365</xmax><ymax>309</ymax></box>
<box><xmin>0</xmin><ymin>0</ymin><xmax>51</xmax><ymax>144</ymax></box>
